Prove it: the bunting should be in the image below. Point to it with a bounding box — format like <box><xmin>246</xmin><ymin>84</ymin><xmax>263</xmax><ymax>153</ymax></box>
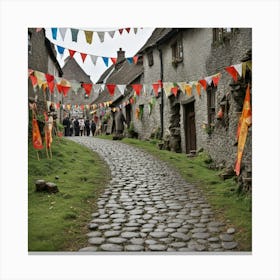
<box><xmin>82</xmin><ymin>83</ymin><xmax>93</xmax><ymax>96</ymax></box>
<box><xmin>132</xmin><ymin>84</ymin><xmax>143</xmax><ymax>96</ymax></box>
<box><xmin>70</xmin><ymin>28</ymin><xmax>79</xmax><ymax>42</ymax></box>
<box><xmin>225</xmin><ymin>65</ymin><xmax>239</xmax><ymax>82</ymax></box>
<box><xmin>51</xmin><ymin>28</ymin><xmax>58</xmax><ymax>40</ymax></box>
<box><xmin>84</xmin><ymin>30</ymin><xmax>94</xmax><ymax>44</ymax></box>
<box><xmin>80</xmin><ymin>52</ymin><xmax>87</xmax><ymax>62</ymax></box>
<box><xmin>32</xmin><ymin>116</ymin><xmax>43</xmax><ymax>150</ymax></box>
<box><xmin>59</xmin><ymin>28</ymin><xmax>67</xmax><ymax>41</ymax></box>
<box><xmin>106</xmin><ymin>84</ymin><xmax>116</xmax><ymax>96</ymax></box>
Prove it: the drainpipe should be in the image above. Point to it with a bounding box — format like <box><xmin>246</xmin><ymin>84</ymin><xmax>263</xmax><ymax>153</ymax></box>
<box><xmin>158</xmin><ymin>47</ymin><xmax>164</xmax><ymax>139</ymax></box>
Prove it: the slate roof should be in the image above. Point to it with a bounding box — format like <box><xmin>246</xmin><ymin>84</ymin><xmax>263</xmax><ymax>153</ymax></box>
<box><xmin>137</xmin><ymin>28</ymin><xmax>174</xmax><ymax>54</ymax></box>
<box><xmin>62</xmin><ymin>57</ymin><xmax>92</xmax><ymax>83</ymax></box>
<box><xmin>92</xmin><ymin>59</ymin><xmax>143</xmax><ymax>104</ymax></box>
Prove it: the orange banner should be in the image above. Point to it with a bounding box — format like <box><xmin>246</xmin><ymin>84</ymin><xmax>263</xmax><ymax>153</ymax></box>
<box><xmin>234</xmin><ymin>84</ymin><xmax>252</xmax><ymax>175</ymax></box>
<box><xmin>32</xmin><ymin>117</ymin><xmax>43</xmax><ymax>150</ymax></box>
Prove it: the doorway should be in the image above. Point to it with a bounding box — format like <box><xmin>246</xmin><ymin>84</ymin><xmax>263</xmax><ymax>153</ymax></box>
<box><xmin>183</xmin><ymin>101</ymin><xmax>196</xmax><ymax>153</ymax></box>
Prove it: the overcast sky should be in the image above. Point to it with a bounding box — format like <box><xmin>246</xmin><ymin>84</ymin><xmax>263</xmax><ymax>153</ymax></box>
<box><xmin>45</xmin><ymin>28</ymin><xmax>154</xmax><ymax>83</ymax></box>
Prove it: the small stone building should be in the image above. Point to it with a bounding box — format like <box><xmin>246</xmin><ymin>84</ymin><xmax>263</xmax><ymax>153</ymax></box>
<box><xmin>28</xmin><ymin>28</ymin><xmax>63</xmax><ymax>121</ymax></box>
<box><xmin>62</xmin><ymin>57</ymin><xmax>95</xmax><ymax>119</ymax></box>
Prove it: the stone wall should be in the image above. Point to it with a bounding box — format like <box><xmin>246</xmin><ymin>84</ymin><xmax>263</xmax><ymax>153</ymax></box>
<box><xmin>138</xmin><ymin>28</ymin><xmax>252</xmax><ymax>175</ymax></box>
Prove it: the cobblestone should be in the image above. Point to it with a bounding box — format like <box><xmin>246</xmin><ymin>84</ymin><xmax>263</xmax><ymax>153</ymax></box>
<box><xmin>70</xmin><ymin>137</ymin><xmax>238</xmax><ymax>253</ymax></box>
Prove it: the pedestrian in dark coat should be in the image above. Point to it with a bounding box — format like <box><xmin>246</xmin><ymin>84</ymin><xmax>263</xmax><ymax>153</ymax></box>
<box><xmin>85</xmin><ymin>118</ymin><xmax>90</xmax><ymax>136</ymax></box>
<box><xmin>74</xmin><ymin>118</ymin><xmax>80</xmax><ymax>136</ymax></box>
<box><xmin>91</xmin><ymin>120</ymin><xmax>96</xmax><ymax>136</ymax></box>
<box><xmin>63</xmin><ymin>117</ymin><xmax>70</xmax><ymax>136</ymax></box>
<box><xmin>115</xmin><ymin>108</ymin><xmax>126</xmax><ymax>139</ymax></box>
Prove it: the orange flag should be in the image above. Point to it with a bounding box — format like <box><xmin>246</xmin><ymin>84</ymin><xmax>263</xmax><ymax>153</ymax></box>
<box><xmin>32</xmin><ymin>116</ymin><xmax>43</xmax><ymax>150</ymax></box>
<box><xmin>234</xmin><ymin>84</ymin><xmax>252</xmax><ymax>175</ymax></box>
<box><xmin>185</xmin><ymin>84</ymin><xmax>192</xmax><ymax>96</ymax></box>
<box><xmin>196</xmin><ymin>83</ymin><xmax>201</xmax><ymax>97</ymax></box>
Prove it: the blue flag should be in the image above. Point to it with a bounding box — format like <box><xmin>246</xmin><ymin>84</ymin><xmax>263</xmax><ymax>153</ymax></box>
<box><xmin>102</xmin><ymin>57</ymin><xmax>109</xmax><ymax>67</ymax></box>
<box><xmin>51</xmin><ymin>28</ymin><xmax>58</xmax><ymax>40</ymax></box>
<box><xmin>126</xmin><ymin>57</ymin><xmax>133</xmax><ymax>64</ymax></box>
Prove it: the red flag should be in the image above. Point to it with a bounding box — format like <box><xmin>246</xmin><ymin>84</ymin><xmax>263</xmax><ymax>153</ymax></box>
<box><xmin>106</xmin><ymin>84</ymin><xmax>116</xmax><ymax>96</ymax></box>
<box><xmin>45</xmin><ymin>74</ymin><xmax>55</xmax><ymax>93</ymax></box>
<box><xmin>29</xmin><ymin>74</ymin><xmax>37</xmax><ymax>87</ymax></box>
<box><xmin>152</xmin><ymin>83</ymin><xmax>160</xmax><ymax>97</ymax></box>
<box><xmin>133</xmin><ymin>56</ymin><xmax>139</xmax><ymax>64</ymax></box>
<box><xmin>69</xmin><ymin>49</ymin><xmax>76</xmax><ymax>58</ymax></box>
<box><xmin>32</xmin><ymin>117</ymin><xmax>43</xmax><ymax>150</ymax></box>
<box><xmin>212</xmin><ymin>73</ymin><xmax>221</xmax><ymax>87</ymax></box>
<box><xmin>132</xmin><ymin>84</ymin><xmax>143</xmax><ymax>96</ymax></box>
<box><xmin>82</xmin><ymin>83</ymin><xmax>92</xmax><ymax>96</ymax></box>
<box><xmin>61</xmin><ymin>85</ymin><xmax>71</xmax><ymax>97</ymax></box>
<box><xmin>171</xmin><ymin>86</ymin><xmax>179</xmax><ymax>97</ymax></box>
<box><xmin>110</xmin><ymin>57</ymin><xmax>117</xmax><ymax>64</ymax></box>
<box><xmin>225</xmin><ymin>66</ymin><xmax>238</xmax><ymax>82</ymax></box>
<box><xmin>199</xmin><ymin>79</ymin><xmax>207</xmax><ymax>91</ymax></box>
<box><xmin>125</xmin><ymin>28</ymin><xmax>131</xmax><ymax>33</ymax></box>
<box><xmin>56</xmin><ymin>84</ymin><xmax>63</xmax><ymax>93</ymax></box>
<box><xmin>119</xmin><ymin>29</ymin><xmax>124</xmax><ymax>35</ymax></box>
<box><xmin>80</xmin><ymin>52</ymin><xmax>87</xmax><ymax>63</ymax></box>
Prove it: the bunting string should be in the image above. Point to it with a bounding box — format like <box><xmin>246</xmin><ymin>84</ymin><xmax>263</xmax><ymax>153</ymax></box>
<box><xmin>28</xmin><ymin>60</ymin><xmax>251</xmax><ymax>110</ymax></box>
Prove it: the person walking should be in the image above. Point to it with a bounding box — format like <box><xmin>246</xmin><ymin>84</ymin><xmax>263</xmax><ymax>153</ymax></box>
<box><xmin>85</xmin><ymin>118</ymin><xmax>90</xmax><ymax>136</ymax></box>
<box><xmin>74</xmin><ymin>118</ymin><xmax>80</xmax><ymax>136</ymax></box>
<box><xmin>115</xmin><ymin>108</ymin><xmax>126</xmax><ymax>139</ymax></box>
<box><xmin>79</xmin><ymin>118</ymin><xmax>85</xmax><ymax>136</ymax></box>
<box><xmin>91</xmin><ymin>119</ymin><xmax>96</xmax><ymax>136</ymax></box>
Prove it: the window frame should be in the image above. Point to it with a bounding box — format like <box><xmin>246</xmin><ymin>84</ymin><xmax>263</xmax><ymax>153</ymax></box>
<box><xmin>207</xmin><ymin>85</ymin><xmax>217</xmax><ymax>125</ymax></box>
<box><xmin>147</xmin><ymin>51</ymin><xmax>154</xmax><ymax>67</ymax></box>
<box><xmin>171</xmin><ymin>34</ymin><xmax>183</xmax><ymax>66</ymax></box>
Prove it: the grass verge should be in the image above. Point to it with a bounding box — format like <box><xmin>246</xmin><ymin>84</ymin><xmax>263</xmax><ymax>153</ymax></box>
<box><xmin>28</xmin><ymin>137</ymin><xmax>110</xmax><ymax>251</ymax></box>
<box><xmin>97</xmin><ymin>135</ymin><xmax>252</xmax><ymax>251</ymax></box>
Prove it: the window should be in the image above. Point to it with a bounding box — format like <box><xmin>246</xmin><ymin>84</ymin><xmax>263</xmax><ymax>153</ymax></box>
<box><xmin>171</xmin><ymin>36</ymin><xmax>183</xmax><ymax>66</ymax></box>
<box><xmin>28</xmin><ymin>31</ymin><xmax>32</xmax><ymax>54</ymax></box>
<box><xmin>147</xmin><ymin>51</ymin><xmax>154</xmax><ymax>66</ymax></box>
<box><xmin>213</xmin><ymin>28</ymin><xmax>233</xmax><ymax>44</ymax></box>
<box><xmin>207</xmin><ymin>86</ymin><xmax>216</xmax><ymax>125</ymax></box>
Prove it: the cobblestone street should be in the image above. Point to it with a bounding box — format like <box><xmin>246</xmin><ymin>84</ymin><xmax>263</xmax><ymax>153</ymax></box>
<box><xmin>70</xmin><ymin>137</ymin><xmax>238</xmax><ymax>252</ymax></box>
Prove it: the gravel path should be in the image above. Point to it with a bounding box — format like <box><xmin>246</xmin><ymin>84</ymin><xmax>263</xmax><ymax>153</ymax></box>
<box><xmin>69</xmin><ymin>137</ymin><xmax>238</xmax><ymax>252</ymax></box>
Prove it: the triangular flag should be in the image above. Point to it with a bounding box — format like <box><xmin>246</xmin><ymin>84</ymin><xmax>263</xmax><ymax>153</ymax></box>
<box><xmin>59</xmin><ymin>28</ymin><xmax>67</xmax><ymax>40</ymax></box>
<box><xmin>185</xmin><ymin>84</ymin><xmax>192</xmax><ymax>96</ymax></box>
<box><xmin>119</xmin><ymin>29</ymin><xmax>124</xmax><ymax>35</ymax></box>
<box><xmin>80</xmin><ymin>52</ymin><xmax>87</xmax><ymax>63</ymax></box>
<box><xmin>29</xmin><ymin>74</ymin><xmax>38</xmax><ymax>89</ymax></box>
<box><xmin>133</xmin><ymin>56</ymin><xmax>139</xmax><ymax>64</ymax></box>
<box><xmin>32</xmin><ymin>117</ymin><xmax>43</xmax><ymax>150</ymax></box>
<box><xmin>177</xmin><ymin>82</ymin><xmax>187</xmax><ymax>93</ymax></box>
<box><xmin>56</xmin><ymin>84</ymin><xmax>63</xmax><ymax>93</ymax></box>
<box><xmin>102</xmin><ymin>57</ymin><xmax>109</xmax><ymax>67</ymax></box>
<box><xmin>233</xmin><ymin>63</ymin><xmax>242</xmax><ymax>78</ymax></box>
<box><xmin>106</xmin><ymin>84</ymin><xmax>116</xmax><ymax>96</ymax></box>
<box><xmin>246</xmin><ymin>61</ymin><xmax>252</xmax><ymax>71</ymax></box>
<box><xmin>56</xmin><ymin>45</ymin><xmax>65</xmax><ymax>59</ymax></box>
<box><xmin>125</xmin><ymin>28</ymin><xmax>131</xmax><ymax>33</ymax></box>
<box><xmin>152</xmin><ymin>83</ymin><xmax>160</xmax><ymax>97</ymax></box>
<box><xmin>108</xmin><ymin>31</ymin><xmax>115</xmax><ymax>38</ymax></box>
<box><xmin>70</xmin><ymin>28</ymin><xmax>79</xmax><ymax>42</ymax></box>
<box><xmin>171</xmin><ymin>86</ymin><xmax>179</xmax><ymax>97</ymax></box>
<box><xmin>84</xmin><ymin>30</ymin><xmax>93</xmax><ymax>44</ymax></box>
<box><xmin>127</xmin><ymin>57</ymin><xmax>133</xmax><ymax>64</ymax></box>
<box><xmin>97</xmin><ymin>32</ymin><xmax>105</xmax><ymax>43</ymax></box>
<box><xmin>225</xmin><ymin>65</ymin><xmax>239</xmax><ymax>82</ymax></box>
<box><xmin>117</xmin><ymin>84</ymin><xmax>126</xmax><ymax>95</ymax></box>
<box><xmin>45</xmin><ymin>74</ymin><xmax>54</xmax><ymax>93</ymax></box>
<box><xmin>133</xmin><ymin>28</ymin><xmax>138</xmax><ymax>34</ymax></box>
<box><xmin>195</xmin><ymin>82</ymin><xmax>201</xmax><ymax>97</ymax></box>
<box><xmin>205</xmin><ymin>76</ymin><xmax>213</xmax><ymax>86</ymax></box>
<box><xmin>60</xmin><ymin>78</ymin><xmax>71</xmax><ymax>87</ymax></box>
<box><xmin>34</xmin><ymin>71</ymin><xmax>46</xmax><ymax>88</ymax></box>
<box><xmin>90</xmin><ymin>55</ymin><xmax>98</xmax><ymax>65</ymax></box>
<box><xmin>110</xmin><ymin>57</ymin><xmax>117</xmax><ymax>64</ymax></box>
<box><xmin>70</xmin><ymin>80</ymin><xmax>81</xmax><ymax>94</ymax></box>
<box><xmin>82</xmin><ymin>83</ymin><xmax>92</xmax><ymax>96</ymax></box>
<box><xmin>212</xmin><ymin>73</ymin><xmax>221</xmax><ymax>87</ymax></box>
<box><xmin>68</xmin><ymin>49</ymin><xmax>76</xmax><ymax>58</ymax></box>
<box><xmin>242</xmin><ymin>62</ymin><xmax>247</xmax><ymax>78</ymax></box>
<box><xmin>61</xmin><ymin>86</ymin><xmax>71</xmax><ymax>97</ymax></box>
<box><xmin>199</xmin><ymin>79</ymin><xmax>207</xmax><ymax>90</ymax></box>
<box><xmin>163</xmin><ymin>82</ymin><xmax>173</xmax><ymax>96</ymax></box>
<box><xmin>132</xmin><ymin>84</ymin><xmax>143</xmax><ymax>96</ymax></box>
<box><xmin>93</xmin><ymin>84</ymin><xmax>102</xmax><ymax>94</ymax></box>
<box><xmin>51</xmin><ymin>28</ymin><xmax>58</xmax><ymax>40</ymax></box>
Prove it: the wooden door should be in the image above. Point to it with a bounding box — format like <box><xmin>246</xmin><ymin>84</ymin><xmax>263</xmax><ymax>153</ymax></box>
<box><xmin>184</xmin><ymin>101</ymin><xmax>196</xmax><ymax>153</ymax></box>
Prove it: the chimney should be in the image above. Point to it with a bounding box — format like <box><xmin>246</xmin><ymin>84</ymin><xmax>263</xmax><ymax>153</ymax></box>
<box><xmin>117</xmin><ymin>48</ymin><xmax>125</xmax><ymax>63</ymax></box>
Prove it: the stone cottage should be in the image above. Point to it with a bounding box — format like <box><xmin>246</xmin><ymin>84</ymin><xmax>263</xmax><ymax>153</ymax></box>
<box><xmin>62</xmin><ymin>57</ymin><xmax>95</xmax><ymax>119</ymax></box>
<box><xmin>92</xmin><ymin>48</ymin><xmax>144</xmax><ymax>134</ymax></box>
<box><xmin>28</xmin><ymin>28</ymin><xmax>63</xmax><ymax>121</ymax></box>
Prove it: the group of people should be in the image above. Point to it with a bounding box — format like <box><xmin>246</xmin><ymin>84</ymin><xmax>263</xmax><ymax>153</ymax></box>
<box><xmin>62</xmin><ymin>117</ymin><xmax>96</xmax><ymax>137</ymax></box>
